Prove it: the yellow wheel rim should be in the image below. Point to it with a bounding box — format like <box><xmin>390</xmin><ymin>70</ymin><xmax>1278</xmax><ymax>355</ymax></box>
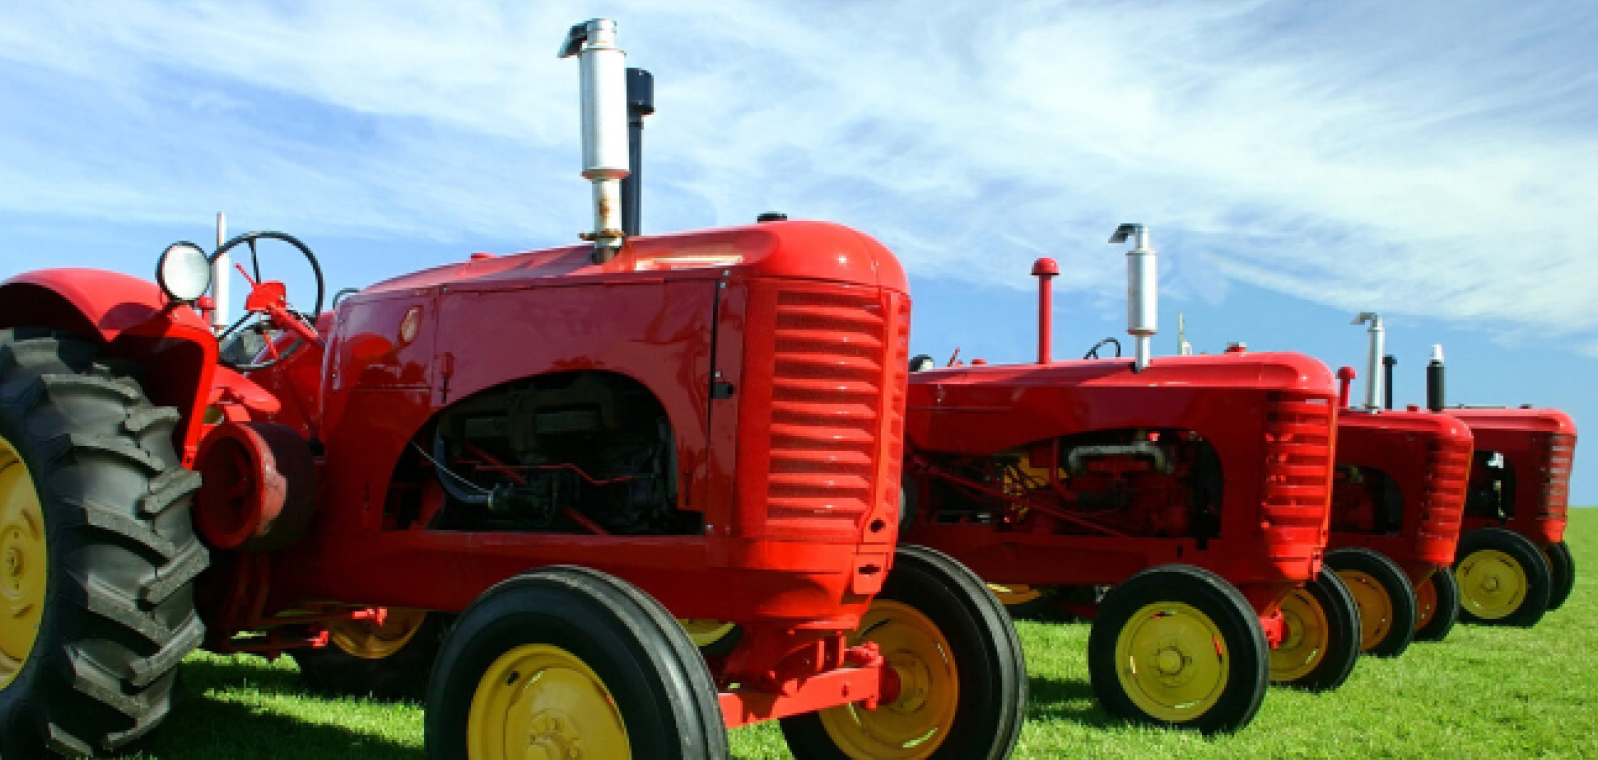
<box><xmin>1271</xmin><ymin>588</ymin><xmax>1329</xmax><ymax>682</ymax></box>
<box><xmin>987</xmin><ymin>583</ymin><xmax>1043</xmax><ymax>607</ymax></box>
<box><xmin>1336</xmin><ymin>569</ymin><xmax>1394</xmax><ymax>652</ymax></box>
<box><xmin>466</xmin><ymin>643</ymin><xmax>629</xmax><ymax>760</ymax></box>
<box><xmin>1414</xmin><ymin>573</ymin><xmax>1438</xmax><ymax>631</ymax></box>
<box><xmin>328</xmin><ymin>608</ymin><xmax>428</xmax><ymax>659</ymax></box>
<box><xmin>0</xmin><ymin>435</ymin><xmax>45</xmax><ymax>692</ymax></box>
<box><xmin>1113</xmin><ymin>602</ymin><xmax>1229</xmax><ymax>722</ymax></box>
<box><xmin>677</xmin><ymin>619</ymin><xmax>737</xmax><ymax>648</ymax></box>
<box><xmin>818</xmin><ymin>600</ymin><xmax>958</xmax><ymax>759</ymax></box>
<box><xmin>1457</xmin><ymin>549</ymin><xmax>1529</xmax><ymax>620</ymax></box>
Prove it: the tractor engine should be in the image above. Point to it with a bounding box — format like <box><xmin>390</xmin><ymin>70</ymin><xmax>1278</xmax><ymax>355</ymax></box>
<box><xmin>921</xmin><ymin>428</ymin><xmax>1222</xmax><ymax>540</ymax></box>
<box><xmin>1464</xmin><ymin>451</ymin><xmax>1516</xmax><ymax>521</ymax></box>
<box><xmin>423</xmin><ymin>373</ymin><xmax>688</xmax><ymax>535</ymax></box>
<box><xmin>1330</xmin><ymin>465</ymin><xmax>1403</xmax><ymax>534</ymax></box>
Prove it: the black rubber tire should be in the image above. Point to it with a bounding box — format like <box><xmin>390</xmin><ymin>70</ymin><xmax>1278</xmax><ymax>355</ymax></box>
<box><xmin>1414</xmin><ymin>567</ymin><xmax>1461</xmax><ymax>642</ymax></box>
<box><xmin>294</xmin><ymin>612</ymin><xmax>447</xmax><ymax>701</ymax></box>
<box><xmin>1325</xmin><ymin>547</ymin><xmax>1417</xmax><ymax>658</ymax></box>
<box><xmin>1455</xmin><ymin>527</ymin><xmax>1553</xmax><ymax>627</ymax></box>
<box><xmin>0</xmin><ymin>328</ymin><xmax>207</xmax><ymax>758</ymax></box>
<box><xmin>1270</xmin><ymin>568</ymin><xmax>1361</xmax><ymax>693</ymax></box>
<box><xmin>424</xmin><ymin>566</ymin><xmax>727</xmax><ymax>760</ymax></box>
<box><xmin>1546</xmin><ymin>541</ymin><xmax>1575</xmax><ymax>611</ymax></box>
<box><xmin>780</xmin><ymin>544</ymin><xmax>1027</xmax><ymax>760</ymax></box>
<box><xmin>1088</xmin><ymin>564</ymin><xmax>1269</xmax><ymax>735</ymax></box>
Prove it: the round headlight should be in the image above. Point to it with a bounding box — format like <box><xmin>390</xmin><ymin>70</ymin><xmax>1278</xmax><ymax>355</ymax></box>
<box><xmin>156</xmin><ymin>242</ymin><xmax>213</xmax><ymax>303</ymax></box>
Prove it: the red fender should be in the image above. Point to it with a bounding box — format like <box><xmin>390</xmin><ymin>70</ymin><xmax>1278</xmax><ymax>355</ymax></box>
<box><xmin>0</xmin><ymin>268</ymin><xmax>220</xmax><ymax>464</ymax></box>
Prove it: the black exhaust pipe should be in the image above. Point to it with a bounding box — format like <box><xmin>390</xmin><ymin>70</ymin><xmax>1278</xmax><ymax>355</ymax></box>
<box><xmin>621</xmin><ymin>67</ymin><xmax>655</xmax><ymax>237</ymax></box>
<box><xmin>1382</xmin><ymin>354</ymin><xmax>1396</xmax><ymax>410</ymax></box>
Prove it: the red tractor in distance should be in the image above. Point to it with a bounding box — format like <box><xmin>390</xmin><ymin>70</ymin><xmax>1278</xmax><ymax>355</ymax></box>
<box><xmin>0</xmin><ymin>19</ymin><xmax>1029</xmax><ymax>760</ymax></box>
<box><xmin>900</xmin><ymin>226</ymin><xmax>1356</xmax><ymax>735</ymax></box>
<box><xmin>1450</xmin><ymin>407</ymin><xmax>1576</xmax><ymax>626</ymax></box>
<box><xmin>1324</xmin><ymin>324</ymin><xmax>1473</xmax><ymax>655</ymax></box>
<box><xmin>1347</xmin><ymin>319</ymin><xmax>1576</xmax><ymax>629</ymax></box>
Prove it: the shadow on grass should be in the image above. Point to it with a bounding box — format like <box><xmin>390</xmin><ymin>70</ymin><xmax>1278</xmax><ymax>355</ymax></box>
<box><xmin>1023</xmin><ymin>674</ymin><xmax>1120</xmax><ymax>727</ymax></box>
<box><xmin>107</xmin><ymin>657</ymin><xmax>425</xmax><ymax>760</ymax></box>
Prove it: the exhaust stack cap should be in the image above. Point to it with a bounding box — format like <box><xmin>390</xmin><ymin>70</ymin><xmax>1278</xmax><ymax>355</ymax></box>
<box><xmin>1430</xmin><ymin>344</ymin><xmax>1444</xmax><ymax>363</ymax></box>
<box><xmin>757</xmin><ymin>212</ymin><xmax>788</xmax><ymax>223</ymax></box>
<box><xmin>1110</xmin><ymin>223</ymin><xmax>1156</xmax><ymax>372</ymax></box>
<box><xmin>560</xmin><ymin>19</ymin><xmax>630</xmax><ymax>261</ymax></box>
<box><xmin>1352</xmin><ymin>311</ymin><xmax>1385</xmax><ymax>410</ymax></box>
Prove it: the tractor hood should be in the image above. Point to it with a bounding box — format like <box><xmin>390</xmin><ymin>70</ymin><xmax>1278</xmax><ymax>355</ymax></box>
<box><xmin>356</xmin><ymin>220</ymin><xmax>908</xmax><ymax>298</ymax></box>
<box><xmin>907</xmin><ymin>351</ymin><xmax>1335</xmax><ymax>454</ymax></box>
<box><xmin>1337</xmin><ymin>407</ymin><xmax>1473</xmax><ymax>440</ymax></box>
<box><xmin>1445</xmin><ymin>407</ymin><xmax>1576</xmax><ymax>435</ymax></box>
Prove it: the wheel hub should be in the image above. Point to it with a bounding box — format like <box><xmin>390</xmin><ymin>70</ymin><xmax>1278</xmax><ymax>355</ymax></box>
<box><xmin>0</xmin><ymin>439</ymin><xmax>47</xmax><ymax>691</ymax></box>
<box><xmin>525</xmin><ymin>710</ymin><xmax>581</xmax><ymax>758</ymax></box>
<box><xmin>1113</xmin><ymin>602</ymin><xmax>1230</xmax><ymax>721</ymax></box>
<box><xmin>1458</xmin><ymin>549</ymin><xmax>1528</xmax><ymax>619</ymax></box>
<box><xmin>1154</xmin><ymin>646</ymin><xmax>1189</xmax><ymax>678</ymax></box>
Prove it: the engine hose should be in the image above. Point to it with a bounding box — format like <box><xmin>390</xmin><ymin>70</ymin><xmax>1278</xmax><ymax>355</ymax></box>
<box><xmin>421</xmin><ymin>437</ymin><xmax>493</xmax><ymax>506</ymax></box>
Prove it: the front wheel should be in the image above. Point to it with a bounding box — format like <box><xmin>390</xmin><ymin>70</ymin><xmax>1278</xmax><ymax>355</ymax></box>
<box><xmin>1414</xmin><ymin>567</ymin><xmax>1461</xmax><ymax>642</ymax></box>
<box><xmin>1269</xmin><ymin>568</ymin><xmax>1361</xmax><ymax>692</ymax></box>
<box><xmin>780</xmin><ymin>545</ymin><xmax>1027</xmax><ymax>760</ymax></box>
<box><xmin>295</xmin><ymin>609</ymin><xmax>446</xmax><ymax>700</ymax></box>
<box><xmin>1545</xmin><ymin>541</ymin><xmax>1575</xmax><ymax>611</ymax></box>
<box><xmin>1325</xmin><ymin>548</ymin><xmax>1416</xmax><ymax>658</ymax></box>
<box><xmin>424</xmin><ymin>566</ymin><xmax>727</xmax><ymax>760</ymax></box>
<box><xmin>1455</xmin><ymin>527</ymin><xmax>1552</xmax><ymax>627</ymax></box>
<box><xmin>1087</xmin><ymin>565</ymin><xmax>1269</xmax><ymax>734</ymax></box>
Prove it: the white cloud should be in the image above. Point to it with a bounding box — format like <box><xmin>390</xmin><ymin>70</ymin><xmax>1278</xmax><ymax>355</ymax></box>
<box><xmin>2</xmin><ymin>0</ymin><xmax>1596</xmax><ymax>346</ymax></box>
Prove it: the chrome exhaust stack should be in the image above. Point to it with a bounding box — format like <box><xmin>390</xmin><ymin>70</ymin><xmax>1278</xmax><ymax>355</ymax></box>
<box><xmin>1111</xmin><ymin>223</ymin><xmax>1156</xmax><ymax>371</ymax></box>
<box><xmin>1352</xmin><ymin>312</ymin><xmax>1384</xmax><ymax>410</ymax></box>
<box><xmin>560</xmin><ymin>19</ymin><xmax>630</xmax><ymax>262</ymax></box>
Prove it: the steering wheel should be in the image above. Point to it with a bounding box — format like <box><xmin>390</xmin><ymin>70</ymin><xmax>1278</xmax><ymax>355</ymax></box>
<box><xmin>213</xmin><ymin>231</ymin><xmax>326</xmax><ymax>371</ymax></box>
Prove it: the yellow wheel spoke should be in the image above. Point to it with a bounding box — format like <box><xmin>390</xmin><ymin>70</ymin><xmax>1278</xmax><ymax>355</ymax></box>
<box><xmin>819</xmin><ymin>600</ymin><xmax>957</xmax><ymax>759</ymax></box>
<box><xmin>0</xmin><ymin>436</ymin><xmax>46</xmax><ymax>692</ymax></box>
<box><xmin>1114</xmin><ymin>602</ymin><xmax>1229</xmax><ymax>721</ymax></box>
<box><xmin>466</xmin><ymin>644</ymin><xmax>629</xmax><ymax>760</ymax></box>
<box><xmin>1337</xmin><ymin>570</ymin><xmax>1394</xmax><ymax>651</ymax></box>
<box><xmin>1271</xmin><ymin>588</ymin><xmax>1329</xmax><ymax>681</ymax></box>
<box><xmin>1457</xmin><ymin>549</ymin><xmax>1529</xmax><ymax>620</ymax></box>
<box><xmin>987</xmin><ymin>583</ymin><xmax>1043</xmax><ymax>607</ymax></box>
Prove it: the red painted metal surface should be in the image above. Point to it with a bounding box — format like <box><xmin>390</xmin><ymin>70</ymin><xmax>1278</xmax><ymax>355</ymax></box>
<box><xmin>1448</xmin><ymin>408</ymin><xmax>1577</xmax><ymax>547</ymax></box>
<box><xmin>902</xmin><ymin>349</ymin><xmax>1338</xmax><ymax>617</ymax></box>
<box><xmin>1328</xmin><ymin>409</ymin><xmax>1473</xmax><ymax>583</ymax></box>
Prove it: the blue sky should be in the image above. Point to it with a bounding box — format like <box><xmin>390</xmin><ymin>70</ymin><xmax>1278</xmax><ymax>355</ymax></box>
<box><xmin>2</xmin><ymin>0</ymin><xmax>1596</xmax><ymax>502</ymax></box>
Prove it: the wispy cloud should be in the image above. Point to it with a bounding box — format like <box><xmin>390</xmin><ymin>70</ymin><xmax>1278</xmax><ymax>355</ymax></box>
<box><xmin>2</xmin><ymin>0</ymin><xmax>1596</xmax><ymax>346</ymax></box>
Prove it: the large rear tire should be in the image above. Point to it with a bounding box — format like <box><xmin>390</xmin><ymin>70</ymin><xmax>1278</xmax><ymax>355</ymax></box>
<box><xmin>294</xmin><ymin>609</ymin><xmax>446</xmax><ymax>700</ymax></box>
<box><xmin>1269</xmin><ymin>568</ymin><xmax>1361</xmax><ymax>692</ymax></box>
<box><xmin>0</xmin><ymin>329</ymin><xmax>206</xmax><ymax>757</ymax></box>
<box><xmin>424</xmin><ymin>566</ymin><xmax>727</xmax><ymax>760</ymax></box>
<box><xmin>1088</xmin><ymin>564</ymin><xmax>1269</xmax><ymax>734</ymax></box>
<box><xmin>1545</xmin><ymin>541</ymin><xmax>1575</xmax><ymax>611</ymax></box>
<box><xmin>1455</xmin><ymin>527</ymin><xmax>1552</xmax><ymax>627</ymax></box>
<box><xmin>1325</xmin><ymin>547</ymin><xmax>1416</xmax><ymax>658</ymax></box>
<box><xmin>1413</xmin><ymin>567</ymin><xmax>1461</xmax><ymax>642</ymax></box>
<box><xmin>780</xmin><ymin>544</ymin><xmax>1027</xmax><ymax>760</ymax></box>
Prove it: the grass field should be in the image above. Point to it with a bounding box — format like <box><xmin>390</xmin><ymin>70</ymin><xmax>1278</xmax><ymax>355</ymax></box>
<box><xmin>95</xmin><ymin>510</ymin><xmax>1598</xmax><ymax>760</ymax></box>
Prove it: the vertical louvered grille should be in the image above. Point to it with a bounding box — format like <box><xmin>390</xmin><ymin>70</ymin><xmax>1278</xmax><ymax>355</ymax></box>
<box><xmin>1261</xmin><ymin>392</ymin><xmax>1334</xmax><ymax>531</ymax></box>
<box><xmin>1421</xmin><ymin>437</ymin><xmax>1472</xmax><ymax>537</ymax></box>
<box><xmin>1540</xmin><ymin>433</ymin><xmax>1575</xmax><ymax>521</ymax></box>
<box><xmin>765</xmin><ymin>287</ymin><xmax>901</xmax><ymax>532</ymax></box>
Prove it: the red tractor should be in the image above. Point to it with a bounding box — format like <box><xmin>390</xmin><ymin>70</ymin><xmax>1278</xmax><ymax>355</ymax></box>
<box><xmin>1325</xmin><ymin>329</ymin><xmax>1473</xmax><ymax>655</ymax></box>
<box><xmin>900</xmin><ymin>226</ymin><xmax>1355</xmax><ymax>734</ymax></box>
<box><xmin>0</xmin><ymin>20</ymin><xmax>1028</xmax><ymax>759</ymax></box>
<box><xmin>1450</xmin><ymin>406</ymin><xmax>1576</xmax><ymax>626</ymax></box>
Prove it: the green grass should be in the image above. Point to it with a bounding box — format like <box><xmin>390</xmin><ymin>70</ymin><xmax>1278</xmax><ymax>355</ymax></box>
<box><xmin>100</xmin><ymin>511</ymin><xmax>1598</xmax><ymax>759</ymax></box>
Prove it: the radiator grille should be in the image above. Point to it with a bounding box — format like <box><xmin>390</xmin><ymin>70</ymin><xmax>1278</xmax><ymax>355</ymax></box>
<box><xmin>1421</xmin><ymin>437</ymin><xmax>1472</xmax><ymax>536</ymax></box>
<box><xmin>765</xmin><ymin>288</ymin><xmax>904</xmax><ymax>533</ymax></box>
<box><xmin>1261</xmin><ymin>392</ymin><xmax>1335</xmax><ymax>531</ymax></box>
<box><xmin>1540</xmin><ymin>433</ymin><xmax>1575</xmax><ymax>521</ymax></box>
